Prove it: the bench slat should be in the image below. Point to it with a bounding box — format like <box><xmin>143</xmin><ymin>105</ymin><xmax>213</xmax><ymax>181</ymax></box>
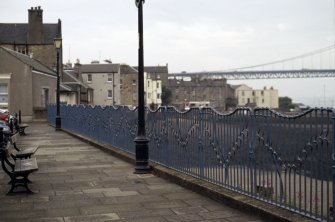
<box><xmin>9</xmin><ymin>133</ymin><xmax>38</xmax><ymax>157</ymax></box>
<box><xmin>14</xmin><ymin>158</ymin><xmax>38</xmax><ymax>172</ymax></box>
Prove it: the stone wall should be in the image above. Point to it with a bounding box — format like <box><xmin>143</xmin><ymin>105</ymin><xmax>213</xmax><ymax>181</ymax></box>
<box><xmin>120</xmin><ymin>73</ymin><xmax>138</xmax><ymax>107</ymax></box>
<box><xmin>28</xmin><ymin>44</ymin><xmax>56</xmax><ymax>69</ymax></box>
<box><xmin>168</xmin><ymin>77</ymin><xmax>229</xmax><ymax>111</ymax></box>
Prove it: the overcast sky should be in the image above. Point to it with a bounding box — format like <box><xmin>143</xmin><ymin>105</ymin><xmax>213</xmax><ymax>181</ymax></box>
<box><xmin>1</xmin><ymin>0</ymin><xmax>335</xmax><ymax>107</ymax></box>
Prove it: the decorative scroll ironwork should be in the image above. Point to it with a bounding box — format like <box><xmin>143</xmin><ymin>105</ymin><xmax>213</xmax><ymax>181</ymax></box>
<box><xmin>48</xmin><ymin>104</ymin><xmax>335</xmax><ymax>221</ymax></box>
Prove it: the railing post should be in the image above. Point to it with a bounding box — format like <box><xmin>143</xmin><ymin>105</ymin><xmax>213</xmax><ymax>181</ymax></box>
<box><xmin>198</xmin><ymin>108</ymin><xmax>204</xmax><ymax>179</ymax></box>
<box><xmin>249</xmin><ymin>108</ymin><xmax>257</xmax><ymax>195</ymax></box>
<box><xmin>164</xmin><ymin>107</ymin><xmax>170</xmax><ymax>167</ymax></box>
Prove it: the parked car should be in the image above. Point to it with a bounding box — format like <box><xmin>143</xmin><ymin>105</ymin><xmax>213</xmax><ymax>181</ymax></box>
<box><xmin>0</xmin><ymin>120</ymin><xmax>10</xmax><ymax>134</ymax></box>
<box><xmin>0</xmin><ymin>109</ymin><xmax>9</xmax><ymax>123</ymax></box>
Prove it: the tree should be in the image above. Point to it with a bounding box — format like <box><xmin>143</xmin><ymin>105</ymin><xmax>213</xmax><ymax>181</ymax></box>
<box><xmin>161</xmin><ymin>86</ymin><xmax>172</xmax><ymax>105</ymax></box>
<box><xmin>279</xmin><ymin>96</ymin><xmax>294</xmax><ymax>110</ymax></box>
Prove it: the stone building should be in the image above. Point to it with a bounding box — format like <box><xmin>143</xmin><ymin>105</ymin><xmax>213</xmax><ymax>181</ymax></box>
<box><xmin>78</xmin><ymin>62</ymin><xmax>120</xmax><ymax>106</ymax></box>
<box><xmin>0</xmin><ymin>6</ymin><xmax>62</xmax><ymax>71</ymax></box>
<box><xmin>120</xmin><ymin>65</ymin><xmax>163</xmax><ymax>108</ymax></box>
<box><xmin>120</xmin><ymin>64</ymin><xmax>138</xmax><ymax>107</ymax></box>
<box><xmin>134</xmin><ymin>65</ymin><xmax>169</xmax><ymax>87</ymax></box>
<box><xmin>233</xmin><ymin>84</ymin><xmax>279</xmax><ymax>108</ymax></box>
<box><xmin>0</xmin><ymin>47</ymin><xmax>57</xmax><ymax>120</ymax></box>
<box><xmin>144</xmin><ymin>73</ymin><xmax>162</xmax><ymax>108</ymax></box>
<box><xmin>168</xmin><ymin>76</ymin><xmax>229</xmax><ymax>111</ymax></box>
<box><xmin>61</xmin><ymin>68</ymin><xmax>93</xmax><ymax>105</ymax></box>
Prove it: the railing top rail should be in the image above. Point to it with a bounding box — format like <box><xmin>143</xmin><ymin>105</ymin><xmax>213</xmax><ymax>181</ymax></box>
<box><xmin>254</xmin><ymin>107</ymin><xmax>335</xmax><ymax>119</ymax></box>
<box><xmin>56</xmin><ymin>103</ymin><xmax>335</xmax><ymax>118</ymax></box>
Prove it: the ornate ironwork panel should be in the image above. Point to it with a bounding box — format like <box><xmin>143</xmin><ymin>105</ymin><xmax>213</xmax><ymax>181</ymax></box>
<box><xmin>48</xmin><ymin>104</ymin><xmax>334</xmax><ymax>221</ymax></box>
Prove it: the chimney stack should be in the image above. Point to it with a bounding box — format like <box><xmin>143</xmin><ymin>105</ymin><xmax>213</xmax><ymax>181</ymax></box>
<box><xmin>27</xmin><ymin>6</ymin><xmax>44</xmax><ymax>44</ymax></box>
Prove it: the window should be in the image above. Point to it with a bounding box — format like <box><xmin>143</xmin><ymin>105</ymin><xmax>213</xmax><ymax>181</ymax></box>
<box><xmin>261</xmin><ymin>90</ymin><xmax>264</xmax><ymax>96</ymax></box>
<box><xmin>108</xmin><ymin>74</ymin><xmax>113</xmax><ymax>82</ymax></box>
<box><xmin>262</xmin><ymin>99</ymin><xmax>265</xmax><ymax>103</ymax></box>
<box><xmin>156</xmin><ymin>82</ymin><xmax>159</xmax><ymax>88</ymax></box>
<box><xmin>157</xmin><ymin>93</ymin><xmax>161</xmax><ymax>99</ymax></box>
<box><xmin>132</xmin><ymin>79</ymin><xmax>136</xmax><ymax>85</ymax></box>
<box><xmin>42</xmin><ymin>88</ymin><xmax>49</xmax><ymax>107</ymax></box>
<box><xmin>147</xmin><ymin>81</ymin><xmax>150</xmax><ymax>87</ymax></box>
<box><xmin>16</xmin><ymin>46</ymin><xmax>27</xmax><ymax>55</ymax></box>
<box><xmin>87</xmin><ymin>74</ymin><xmax>92</xmax><ymax>82</ymax></box>
<box><xmin>107</xmin><ymin>90</ymin><xmax>113</xmax><ymax>98</ymax></box>
<box><xmin>0</xmin><ymin>84</ymin><xmax>8</xmax><ymax>105</ymax></box>
<box><xmin>148</xmin><ymin>93</ymin><xmax>151</xmax><ymax>99</ymax></box>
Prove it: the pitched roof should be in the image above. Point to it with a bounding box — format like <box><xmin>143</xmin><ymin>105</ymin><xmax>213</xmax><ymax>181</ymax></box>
<box><xmin>80</xmin><ymin>63</ymin><xmax>120</xmax><ymax>73</ymax></box>
<box><xmin>1</xmin><ymin>47</ymin><xmax>56</xmax><ymax>76</ymax></box>
<box><xmin>133</xmin><ymin>66</ymin><xmax>168</xmax><ymax>73</ymax></box>
<box><xmin>60</xmin><ymin>84</ymin><xmax>72</xmax><ymax>92</ymax></box>
<box><xmin>229</xmin><ymin>84</ymin><xmax>242</xmax><ymax>90</ymax></box>
<box><xmin>0</xmin><ymin>23</ymin><xmax>58</xmax><ymax>44</ymax></box>
<box><xmin>62</xmin><ymin>70</ymin><xmax>91</xmax><ymax>89</ymax></box>
<box><xmin>120</xmin><ymin>64</ymin><xmax>138</xmax><ymax>74</ymax></box>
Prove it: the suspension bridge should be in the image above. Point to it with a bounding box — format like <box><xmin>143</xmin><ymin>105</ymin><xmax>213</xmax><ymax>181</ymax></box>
<box><xmin>170</xmin><ymin>44</ymin><xmax>335</xmax><ymax>80</ymax></box>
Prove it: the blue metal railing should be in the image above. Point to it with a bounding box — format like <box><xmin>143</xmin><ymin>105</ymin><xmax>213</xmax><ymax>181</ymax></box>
<box><xmin>48</xmin><ymin>104</ymin><xmax>335</xmax><ymax>221</ymax></box>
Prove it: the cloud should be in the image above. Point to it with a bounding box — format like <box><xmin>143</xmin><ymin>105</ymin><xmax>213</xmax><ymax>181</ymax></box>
<box><xmin>277</xmin><ymin>23</ymin><xmax>287</xmax><ymax>32</ymax></box>
<box><xmin>145</xmin><ymin>21</ymin><xmax>254</xmax><ymax>52</ymax></box>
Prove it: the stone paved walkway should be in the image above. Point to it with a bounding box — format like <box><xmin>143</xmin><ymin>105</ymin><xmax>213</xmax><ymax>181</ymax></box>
<box><xmin>0</xmin><ymin>123</ymin><xmax>264</xmax><ymax>222</ymax></box>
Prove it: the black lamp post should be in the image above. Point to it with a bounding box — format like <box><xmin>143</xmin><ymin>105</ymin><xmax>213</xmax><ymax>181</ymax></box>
<box><xmin>54</xmin><ymin>37</ymin><xmax>62</xmax><ymax>131</ymax></box>
<box><xmin>134</xmin><ymin>0</ymin><xmax>150</xmax><ymax>174</ymax></box>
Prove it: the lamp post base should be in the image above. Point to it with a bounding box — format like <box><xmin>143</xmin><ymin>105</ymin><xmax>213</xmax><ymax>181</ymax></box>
<box><xmin>55</xmin><ymin>116</ymin><xmax>61</xmax><ymax>131</ymax></box>
<box><xmin>134</xmin><ymin>136</ymin><xmax>151</xmax><ymax>174</ymax></box>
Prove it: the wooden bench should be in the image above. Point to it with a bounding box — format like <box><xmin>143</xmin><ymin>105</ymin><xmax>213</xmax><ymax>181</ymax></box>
<box><xmin>11</xmin><ymin>117</ymin><xmax>29</xmax><ymax>136</ymax></box>
<box><xmin>9</xmin><ymin>133</ymin><xmax>38</xmax><ymax>159</ymax></box>
<box><xmin>0</xmin><ymin>146</ymin><xmax>38</xmax><ymax>194</ymax></box>
<box><xmin>14</xmin><ymin>121</ymin><xmax>29</xmax><ymax>136</ymax></box>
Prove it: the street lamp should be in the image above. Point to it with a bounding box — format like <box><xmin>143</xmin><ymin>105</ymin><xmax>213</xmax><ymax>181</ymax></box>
<box><xmin>134</xmin><ymin>0</ymin><xmax>151</xmax><ymax>174</ymax></box>
<box><xmin>54</xmin><ymin>37</ymin><xmax>62</xmax><ymax>131</ymax></box>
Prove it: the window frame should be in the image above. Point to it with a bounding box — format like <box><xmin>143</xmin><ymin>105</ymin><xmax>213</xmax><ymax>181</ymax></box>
<box><xmin>87</xmin><ymin>74</ymin><xmax>92</xmax><ymax>82</ymax></box>
<box><xmin>107</xmin><ymin>90</ymin><xmax>113</xmax><ymax>99</ymax></box>
<box><xmin>107</xmin><ymin>74</ymin><xmax>113</xmax><ymax>82</ymax></box>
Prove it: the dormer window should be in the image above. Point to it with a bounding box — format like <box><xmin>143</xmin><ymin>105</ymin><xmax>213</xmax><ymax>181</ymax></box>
<box><xmin>15</xmin><ymin>46</ymin><xmax>27</xmax><ymax>55</ymax></box>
